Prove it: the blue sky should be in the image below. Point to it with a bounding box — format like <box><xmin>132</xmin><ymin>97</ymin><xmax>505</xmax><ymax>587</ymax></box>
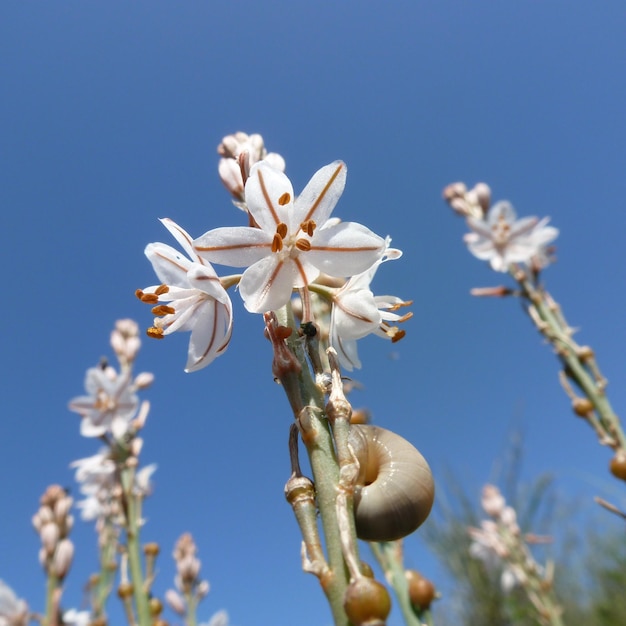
<box><xmin>3</xmin><ymin>2</ymin><xmax>626</xmax><ymax>625</ymax></box>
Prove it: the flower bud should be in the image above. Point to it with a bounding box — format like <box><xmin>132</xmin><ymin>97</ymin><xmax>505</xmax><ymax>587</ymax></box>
<box><xmin>165</xmin><ymin>589</ymin><xmax>186</xmax><ymax>615</ymax></box>
<box><xmin>41</xmin><ymin>522</ymin><xmax>60</xmax><ymax>555</ymax></box>
<box><xmin>343</xmin><ymin>578</ymin><xmax>391</xmax><ymax>626</ymax></box>
<box><xmin>610</xmin><ymin>450</ymin><xmax>626</xmax><ymax>481</ymax></box>
<box><xmin>572</xmin><ymin>397</ymin><xmax>593</xmax><ymax>417</ymax></box>
<box><xmin>405</xmin><ymin>570</ymin><xmax>436</xmax><ymax>611</ymax></box>
<box><xmin>52</xmin><ymin>538</ymin><xmax>74</xmax><ymax>579</ymax></box>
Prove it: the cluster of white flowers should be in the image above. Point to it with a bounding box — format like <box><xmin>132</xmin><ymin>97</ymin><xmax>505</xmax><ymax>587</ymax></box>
<box><xmin>68</xmin><ymin>320</ymin><xmax>156</xmax><ymax>521</ymax></box>
<box><xmin>138</xmin><ymin>132</ymin><xmax>411</xmax><ymax>372</ymax></box>
<box><xmin>443</xmin><ymin>182</ymin><xmax>559</xmax><ymax>273</ymax></box>
<box><xmin>468</xmin><ymin>485</ymin><xmax>545</xmax><ymax>594</ymax></box>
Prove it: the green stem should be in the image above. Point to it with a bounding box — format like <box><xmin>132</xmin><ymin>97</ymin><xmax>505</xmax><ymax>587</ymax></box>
<box><xmin>515</xmin><ymin>269</ymin><xmax>626</xmax><ymax>450</ymax></box>
<box><xmin>276</xmin><ymin>306</ymin><xmax>351</xmax><ymax>626</ymax></box>
<box><xmin>121</xmin><ymin>466</ymin><xmax>151</xmax><ymax>626</ymax></box>
<box><xmin>45</xmin><ymin>570</ymin><xmax>60</xmax><ymax>626</ymax></box>
<box><xmin>370</xmin><ymin>542</ymin><xmax>421</xmax><ymax>626</ymax></box>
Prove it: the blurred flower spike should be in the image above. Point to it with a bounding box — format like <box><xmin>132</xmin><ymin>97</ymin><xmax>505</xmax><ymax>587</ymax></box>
<box><xmin>443</xmin><ymin>182</ymin><xmax>559</xmax><ymax>272</ymax></box>
<box><xmin>464</xmin><ymin>201</ymin><xmax>559</xmax><ymax>272</ymax></box>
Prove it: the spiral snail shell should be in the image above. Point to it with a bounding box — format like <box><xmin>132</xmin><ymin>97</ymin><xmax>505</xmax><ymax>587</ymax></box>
<box><xmin>348</xmin><ymin>424</ymin><xmax>434</xmax><ymax>542</ymax></box>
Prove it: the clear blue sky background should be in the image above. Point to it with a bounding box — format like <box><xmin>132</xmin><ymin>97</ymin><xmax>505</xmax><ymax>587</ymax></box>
<box><xmin>3</xmin><ymin>2</ymin><xmax>626</xmax><ymax>625</ymax></box>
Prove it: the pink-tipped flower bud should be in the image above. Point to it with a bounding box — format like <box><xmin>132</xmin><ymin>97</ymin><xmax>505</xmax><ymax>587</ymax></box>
<box><xmin>134</xmin><ymin>372</ymin><xmax>154</xmax><ymax>389</ymax></box>
<box><xmin>481</xmin><ymin>484</ymin><xmax>505</xmax><ymax>517</ymax></box>
<box><xmin>40</xmin><ymin>522</ymin><xmax>60</xmax><ymax>555</ymax></box>
<box><xmin>165</xmin><ymin>589</ymin><xmax>186</xmax><ymax>615</ymax></box>
<box><xmin>473</xmin><ymin>182</ymin><xmax>491</xmax><ymax>213</ymax></box>
<box><xmin>196</xmin><ymin>580</ymin><xmax>210</xmax><ymax>599</ymax></box>
<box><xmin>53</xmin><ymin>538</ymin><xmax>74</xmax><ymax>579</ymax></box>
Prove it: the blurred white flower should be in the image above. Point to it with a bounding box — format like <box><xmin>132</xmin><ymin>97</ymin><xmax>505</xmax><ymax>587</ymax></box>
<box><xmin>0</xmin><ymin>580</ymin><xmax>28</xmax><ymax>626</ymax></box>
<box><xmin>194</xmin><ymin>161</ymin><xmax>386</xmax><ymax>313</ymax></box>
<box><xmin>329</xmin><ymin>245</ymin><xmax>411</xmax><ymax>371</ymax></box>
<box><xmin>62</xmin><ymin>609</ymin><xmax>91</xmax><ymax>626</ymax></box>
<box><xmin>69</xmin><ymin>366</ymin><xmax>138</xmax><ymax>438</ymax></box>
<box><xmin>464</xmin><ymin>201</ymin><xmax>558</xmax><ymax>272</ymax></box>
<box><xmin>139</xmin><ymin>218</ymin><xmax>233</xmax><ymax>372</ymax></box>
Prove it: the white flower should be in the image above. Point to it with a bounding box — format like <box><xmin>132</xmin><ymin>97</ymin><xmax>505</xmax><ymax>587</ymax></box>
<box><xmin>139</xmin><ymin>218</ymin><xmax>233</xmax><ymax>372</ymax></box>
<box><xmin>329</xmin><ymin>246</ymin><xmax>411</xmax><ymax>371</ymax></box>
<box><xmin>0</xmin><ymin>580</ymin><xmax>28</xmax><ymax>626</ymax></box>
<box><xmin>194</xmin><ymin>161</ymin><xmax>387</xmax><ymax>313</ymax></box>
<box><xmin>70</xmin><ymin>451</ymin><xmax>116</xmax><ymax>520</ymax></box>
<box><xmin>464</xmin><ymin>201</ymin><xmax>558</xmax><ymax>272</ymax></box>
<box><xmin>69</xmin><ymin>365</ymin><xmax>138</xmax><ymax>438</ymax></box>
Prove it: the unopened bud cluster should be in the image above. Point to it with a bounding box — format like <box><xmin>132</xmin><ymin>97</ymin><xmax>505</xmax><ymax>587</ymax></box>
<box><xmin>32</xmin><ymin>484</ymin><xmax>75</xmax><ymax>580</ymax></box>
<box><xmin>165</xmin><ymin>533</ymin><xmax>210</xmax><ymax>616</ymax></box>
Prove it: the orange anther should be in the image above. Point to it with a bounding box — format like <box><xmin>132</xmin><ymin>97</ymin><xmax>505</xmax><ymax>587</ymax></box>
<box><xmin>155</xmin><ymin>284</ymin><xmax>169</xmax><ymax>295</ymax></box>
<box><xmin>278</xmin><ymin>192</ymin><xmax>291</xmax><ymax>206</ymax></box>
<box><xmin>276</xmin><ymin>222</ymin><xmax>288</xmax><ymax>238</ymax></box>
<box><xmin>272</xmin><ymin>233</ymin><xmax>284</xmax><ymax>253</ymax></box>
<box><xmin>151</xmin><ymin>305</ymin><xmax>175</xmax><ymax>316</ymax></box>
<box><xmin>300</xmin><ymin>220</ymin><xmax>316</xmax><ymax>236</ymax></box>
<box><xmin>140</xmin><ymin>293</ymin><xmax>159</xmax><ymax>304</ymax></box>
<box><xmin>295</xmin><ymin>238</ymin><xmax>311</xmax><ymax>251</ymax></box>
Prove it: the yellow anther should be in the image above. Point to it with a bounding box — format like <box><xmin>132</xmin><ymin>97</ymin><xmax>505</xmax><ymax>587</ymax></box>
<box><xmin>278</xmin><ymin>192</ymin><xmax>291</xmax><ymax>206</ymax></box>
<box><xmin>146</xmin><ymin>327</ymin><xmax>165</xmax><ymax>340</ymax></box>
<box><xmin>272</xmin><ymin>233</ymin><xmax>284</xmax><ymax>253</ymax></box>
<box><xmin>390</xmin><ymin>329</ymin><xmax>406</xmax><ymax>343</ymax></box>
<box><xmin>276</xmin><ymin>222</ymin><xmax>288</xmax><ymax>238</ymax></box>
<box><xmin>151</xmin><ymin>305</ymin><xmax>175</xmax><ymax>316</ymax></box>
<box><xmin>295</xmin><ymin>238</ymin><xmax>311</xmax><ymax>251</ymax></box>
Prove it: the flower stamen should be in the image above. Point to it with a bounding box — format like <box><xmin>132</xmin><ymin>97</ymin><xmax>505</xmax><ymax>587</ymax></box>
<box><xmin>278</xmin><ymin>192</ymin><xmax>291</xmax><ymax>206</ymax></box>
<box><xmin>151</xmin><ymin>305</ymin><xmax>175</xmax><ymax>316</ymax></box>
<box><xmin>300</xmin><ymin>219</ymin><xmax>316</xmax><ymax>237</ymax></box>
<box><xmin>146</xmin><ymin>327</ymin><xmax>164</xmax><ymax>340</ymax></box>
<box><xmin>296</xmin><ymin>238</ymin><xmax>312</xmax><ymax>251</ymax></box>
<box><xmin>272</xmin><ymin>233</ymin><xmax>284</xmax><ymax>253</ymax></box>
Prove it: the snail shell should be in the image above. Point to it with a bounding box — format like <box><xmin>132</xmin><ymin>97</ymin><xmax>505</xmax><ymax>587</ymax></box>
<box><xmin>348</xmin><ymin>424</ymin><xmax>434</xmax><ymax>542</ymax></box>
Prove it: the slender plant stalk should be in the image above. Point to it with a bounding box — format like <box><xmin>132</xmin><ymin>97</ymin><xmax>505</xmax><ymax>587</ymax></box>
<box><xmin>370</xmin><ymin>542</ymin><xmax>422</xmax><ymax>626</ymax></box>
<box><xmin>276</xmin><ymin>305</ymin><xmax>352</xmax><ymax>626</ymax></box>
<box><xmin>121</xmin><ymin>465</ymin><xmax>151</xmax><ymax>626</ymax></box>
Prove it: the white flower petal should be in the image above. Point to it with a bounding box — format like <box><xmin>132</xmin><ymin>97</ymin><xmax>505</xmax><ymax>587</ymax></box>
<box><xmin>194</xmin><ymin>226</ymin><xmax>273</xmax><ymax>267</ymax></box>
<box><xmin>239</xmin><ymin>255</ymin><xmax>299</xmax><ymax>313</ymax></box>
<box><xmin>293</xmin><ymin>160</ymin><xmax>346</xmax><ymax>226</ymax></box>
<box><xmin>245</xmin><ymin>162</ymin><xmax>295</xmax><ymax>231</ymax></box>
<box><xmin>145</xmin><ymin>242</ymin><xmax>191</xmax><ymax>287</ymax></box>
<box><xmin>308</xmin><ymin>221</ymin><xmax>385</xmax><ymax>277</ymax></box>
<box><xmin>184</xmin><ymin>298</ymin><xmax>233</xmax><ymax>371</ymax></box>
